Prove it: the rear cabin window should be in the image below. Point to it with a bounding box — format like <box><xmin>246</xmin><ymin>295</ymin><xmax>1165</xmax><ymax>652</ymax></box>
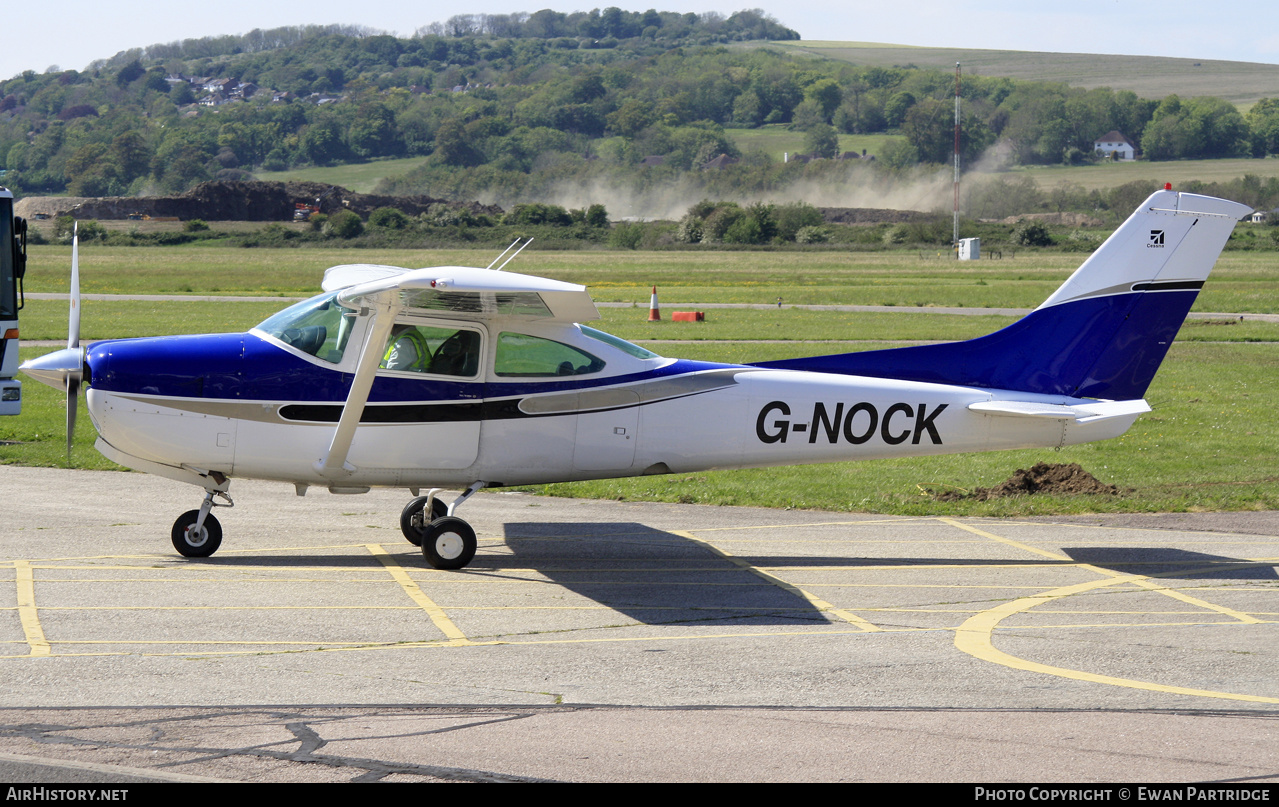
<box><xmin>494</xmin><ymin>333</ymin><xmax>604</xmax><ymax>377</ymax></box>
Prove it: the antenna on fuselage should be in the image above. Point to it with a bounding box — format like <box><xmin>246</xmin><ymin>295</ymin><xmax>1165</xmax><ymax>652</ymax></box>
<box><xmin>494</xmin><ymin>238</ymin><xmax>533</xmax><ymax>272</ymax></box>
<box><xmin>486</xmin><ymin>239</ymin><xmax>522</xmax><ymax>270</ymax></box>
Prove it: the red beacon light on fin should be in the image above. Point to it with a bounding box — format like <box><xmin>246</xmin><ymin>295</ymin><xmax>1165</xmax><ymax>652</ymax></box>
<box><xmin>1165</xmin><ymin>183</ymin><xmax>1172</xmax><ymax>190</ymax></box>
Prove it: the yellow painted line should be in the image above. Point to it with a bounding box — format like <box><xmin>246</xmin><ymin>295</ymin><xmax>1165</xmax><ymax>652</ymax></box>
<box><xmin>366</xmin><ymin>544</ymin><xmax>469</xmax><ymax>643</ymax></box>
<box><xmin>955</xmin><ymin>575</ymin><xmax>1279</xmax><ymax>704</ymax></box>
<box><xmin>14</xmin><ymin>561</ymin><xmax>50</xmax><ymax>657</ymax></box>
<box><xmin>1126</xmin><ymin>576</ymin><xmax>1262</xmax><ymax>624</ymax></box>
<box><xmin>671</xmin><ymin>530</ymin><xmax>880</xmax><ymax>631</ymax></box>
<box><xmin>937</xmin><ymin>517</ymin><xmax>1069</xmax><ymax>561</ymax></box>
<box><xmin>950</xmin><ymin>521</ymin><xmax>1277</xmax><ymax>704</ymax></box>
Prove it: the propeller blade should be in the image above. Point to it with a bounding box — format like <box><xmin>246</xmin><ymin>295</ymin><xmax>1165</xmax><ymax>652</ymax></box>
<box><xmin>17</xmin><ymin>226</ymin><xmax>88</xmax><ymax>465</ymax></box>
<box><xmin>66</xmin><ymin>374</ymin><xmax>80</xmax><ymax>465</ymax></box>
<box><xmin>68</xmin><ymin>223</ymin><xmax>80</xmax><ymax>350</ymax></box>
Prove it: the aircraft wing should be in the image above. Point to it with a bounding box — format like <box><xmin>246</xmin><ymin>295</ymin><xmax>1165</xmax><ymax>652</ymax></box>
<box><xmin>321</xmin><ymin>264</ymin><xmax>410</xmax><ymax>292</ymax></box>
<box><xmin>326</xmin><ymin>264</ymin><xmax>600</xmax><ymax>323</ymax></box>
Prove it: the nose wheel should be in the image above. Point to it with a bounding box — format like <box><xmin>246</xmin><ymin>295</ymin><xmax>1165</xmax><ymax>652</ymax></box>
<box><xmin>172</xmin><ymin>510</ymin><xmax>223</xmax><ymax>557</ymax></box>
<box><xmin>171</xmin><ymin>488</ymin><xmax>232</xmax><ymax>558</ymax></box>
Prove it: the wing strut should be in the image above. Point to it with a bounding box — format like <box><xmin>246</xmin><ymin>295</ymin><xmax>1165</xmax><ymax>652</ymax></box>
<box><xmin>315</xmin><ymin>295</ymin><xmax>401</xmax><ymax>478</ymax></box>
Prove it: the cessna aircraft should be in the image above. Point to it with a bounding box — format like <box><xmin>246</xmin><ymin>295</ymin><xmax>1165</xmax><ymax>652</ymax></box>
<box><xmin>21</xmin><ymin>188</ymin><xmax>1250</xmax><ymax>569</ymax></box>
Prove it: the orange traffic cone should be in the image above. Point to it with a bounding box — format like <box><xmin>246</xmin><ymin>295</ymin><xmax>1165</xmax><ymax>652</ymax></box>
<box><xmin>647</xmin><ymin>285</ymin><xmax>661</xmax><ymax>321</ymax></box>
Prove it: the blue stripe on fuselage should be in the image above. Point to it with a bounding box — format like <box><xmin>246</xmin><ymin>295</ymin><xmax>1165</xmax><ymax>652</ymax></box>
<box><xmin>751</xmin><ymin>290</ymin><xmax>1198</xmax><ymax>400</ymax></box>
<box><xmin>86</xmin><ymin>331</ymin><xmax>737</xmax><ymax>403</ymax></box>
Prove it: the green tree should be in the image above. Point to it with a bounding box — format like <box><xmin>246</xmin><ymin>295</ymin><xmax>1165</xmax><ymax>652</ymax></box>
<box><xmin>884</xmin><ymin>91</ymin><xmax>916</xmax><ymax>127</ymax></box>
<box><xmin>324</xmin><ymin>209</ymin><xmax>364</xmax><ymax>238</ymax></box>
<box><xmin>431</xmin><ymin>118</ymin><xmax>482</xmax><ymax>166</ymax></box>
<box><xmin>1247</xmin><ymin>98</ymin><xmax>1279</xmax><ymax>156</ymax></box>
<box><xmin>805</xmin><ymin>79</ymin><xmax>842</xmax><ymax>119</ymax></box>
<box><xmin>803</xmin><ymin>123</ymin><xmax>839</xmax><ymax>158</ymax></box>
<box><xmin>902</xmin><ymin>98</ymin><xmax>992</xmax><ymax>164</ymax></box>
<box><xmin>368</xmin><ymin>207</ymin><xmax>410</xmax><ymax>229</ymax></box>
<box><xmin>115</xmin><ymin>60</ymin><xmax>145</xmax><ymax>87</ymax></box>
<box><xmin>170</xmin><ymin>81</ymin><xmax>195</xmax><ymax>105</ymax></box>
<box><xmin>299</xmin><ymin>120</ymin><xmax>348</xmax><ymax>165</ymax></box>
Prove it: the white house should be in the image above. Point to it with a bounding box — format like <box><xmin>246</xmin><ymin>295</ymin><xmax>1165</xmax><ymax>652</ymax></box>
<box><xmin>1094</xmin><ymin>131</ymin><xmax>1136</xmax><ymax>161</ymax></box>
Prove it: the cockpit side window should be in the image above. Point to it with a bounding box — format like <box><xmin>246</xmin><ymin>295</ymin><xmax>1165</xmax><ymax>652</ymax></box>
<box><xmin>495</xmin><ymin>332</ymin><xmax>604</xmax><ymax>377</ymax></box>
<box><xmin>381</xmin><ymin>324</ymin><xmax>482</xmax><ymax>378</ymax></box>
<box><xmin>256</xmin><ymin>293</ymin><xmax>355</xmax><ymax>364</ymax></box>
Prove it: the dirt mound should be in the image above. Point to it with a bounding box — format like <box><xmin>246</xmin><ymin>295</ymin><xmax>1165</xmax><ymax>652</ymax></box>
<box><xmin>13</xmin><ymin>196</ymin><xmax>97</xmax><ymax>219</ymax></box>
<box><xmin>932</xmin><ymin>462</ymin><xmax>1121</xmax><ymax>501</ymax></box>
<box><xmin>15</xmin><ymin>181</ymin><xmax>503</xmax><ymax>222</ymax></box>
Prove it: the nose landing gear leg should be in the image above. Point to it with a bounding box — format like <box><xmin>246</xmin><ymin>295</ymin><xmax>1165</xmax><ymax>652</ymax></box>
<box><xmin>172</xmin><ymin>488</ymin><xmax>233</xmax><ymax>558</ymax></box>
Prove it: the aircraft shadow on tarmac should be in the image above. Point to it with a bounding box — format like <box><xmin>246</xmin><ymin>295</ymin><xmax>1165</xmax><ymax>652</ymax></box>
<box><xmin>496</xmin><ymin>521</ymin><xmax>836</xmax><ymax>626</ymax></box>
<box><xmin>1063</xmin><ymin>547</ymin><xmax>1278</xmax><ymax>580</ymax></box>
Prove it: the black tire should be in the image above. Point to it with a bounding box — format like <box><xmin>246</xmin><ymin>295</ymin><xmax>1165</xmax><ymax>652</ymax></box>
<box><xmin>400</xmin><ymin>496</ymin><xmax>449</xmax><ymax>546</ymax></box>
<box><xmin>421</xmin><ymin>517</ymin><xmax>477</xmax><ymax>570</ymax></box>
<box><xmin>171</xmin><ymin>510</ymin><xmax>222</xmax><ymax>558</ymax></box>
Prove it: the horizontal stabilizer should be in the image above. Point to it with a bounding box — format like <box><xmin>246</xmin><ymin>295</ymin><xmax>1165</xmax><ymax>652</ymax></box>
<box><xmin>968</xmin><ymin>399</ymin><xmax>1151</xmax><ymax>423</ymax></box>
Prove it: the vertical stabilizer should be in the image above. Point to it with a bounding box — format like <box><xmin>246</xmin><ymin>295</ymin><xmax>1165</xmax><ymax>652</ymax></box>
<box><xmin>754</xmin><ymin>190</ymin><xmax>1251</xmax><ymax>400</ymax></box>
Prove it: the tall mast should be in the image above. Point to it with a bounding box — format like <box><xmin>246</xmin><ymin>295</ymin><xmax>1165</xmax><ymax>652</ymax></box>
<box><xmin>953</xmin><ymin>62</ymin><xmax>961</xmax><ymax>248</ymax></box>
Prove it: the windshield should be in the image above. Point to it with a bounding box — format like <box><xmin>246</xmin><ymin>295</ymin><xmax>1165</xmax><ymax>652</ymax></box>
<box><xmin>581</xmin><ymin>326</ymin><xmax>659</xmax><ymax>360</ymax></box>
<box><xmin>255</xmin><ymin>292</ymin><xmax>356</xmax><ymax>364</ymax></box>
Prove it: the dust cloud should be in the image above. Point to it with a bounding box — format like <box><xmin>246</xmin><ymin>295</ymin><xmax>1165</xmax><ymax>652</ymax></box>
<box><xmin>482</xmin><ymin>162</ymin><xmax>960</xmax><ymax>221</ymax></box>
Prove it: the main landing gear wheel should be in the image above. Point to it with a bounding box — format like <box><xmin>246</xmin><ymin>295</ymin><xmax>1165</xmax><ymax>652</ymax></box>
<box><xmin>400</xmin><ymin>496</ymin><xmax>449</xmax><ymax>546</ymax></box>
<box><xmin>421</xmin><ymin>517</ymin><xmax>477</xmax><ymax>570</ymax></box>
<box><xmin>171</xmin><ymin>510</ymin><xmax>223</xmax><ymax>558</ymax></box>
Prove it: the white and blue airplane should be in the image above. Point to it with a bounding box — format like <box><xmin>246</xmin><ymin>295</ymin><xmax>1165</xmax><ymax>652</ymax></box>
<box><xmin>21</xmin><ymin>188</ymin><xmax>1250</xmax><ymax>568</ymax></box>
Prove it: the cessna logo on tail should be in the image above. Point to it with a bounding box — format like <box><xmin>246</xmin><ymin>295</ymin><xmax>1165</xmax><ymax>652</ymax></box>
<box><xmin>756</xmin><ymin>401</ymin><xmax>948</xmax><ymax>445</ymax></box>
<box><xmin>1149</xmin><ymin>230</ymin><xmax>1165</xmax><ymax>247</ymax></box>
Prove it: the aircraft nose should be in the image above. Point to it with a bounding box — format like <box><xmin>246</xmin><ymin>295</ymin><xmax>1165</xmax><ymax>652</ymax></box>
<box><xmin>19</xmin><ymin>347</ymin><xmax>86</xmax><ymax>392</ymax></box>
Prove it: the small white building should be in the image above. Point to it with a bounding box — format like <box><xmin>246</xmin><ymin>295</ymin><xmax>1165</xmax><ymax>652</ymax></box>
<box><xmin>957</xmin><ymin>237</ymin><xmax>980</xmax><ymax>260</ymax></box>
<box><xmin>1094</xmin><ymin>131</ymin><xmax>1136</xmax><ymax>161</ymax></box>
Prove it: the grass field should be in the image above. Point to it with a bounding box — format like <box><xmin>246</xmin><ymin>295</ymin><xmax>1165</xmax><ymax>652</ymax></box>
<box><xmin>254</xmin><ymin>156</ymin><xmax>428</xmax><ymax>193</ymax></box>
<box><xmin>20</xmin><ymin>245</ymin><xmax>1279</xmax><ymax>313</ymax></box>
<box><xmin>4</xmin><ymin>246</ymin><xmax>1276</xmax><ymax>516</ymax></box>
<box><xmin>977</xmin><ymin>158</ymin><xmax>1279</xmax><ymax>193</ymax></box>
<box><xmin>767</xmin><ymin>41</ymin><xmax>1279</xmax><ymax>106</ymax></box>
<box><xmin>726</xmin><ymin>127</ymin><xmax>902</xmax><ymax>161</ymax></box>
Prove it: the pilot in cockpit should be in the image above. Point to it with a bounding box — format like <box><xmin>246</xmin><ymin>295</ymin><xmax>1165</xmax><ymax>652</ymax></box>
<box><xmin>382</xmin><ymin>325</ymin><xmax>433</xmax><ymax>372</ymax></box>
<box><xmin>382</xmin><ymin>325</ymin><xmax>480</xmax><ymax>377</ymax></box>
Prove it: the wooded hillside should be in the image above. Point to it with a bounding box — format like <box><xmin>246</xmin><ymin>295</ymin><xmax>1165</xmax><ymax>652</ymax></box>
<box><xmin>3</xmin><ymin>10</ymin><xmax>1279</xmax><ymax>216</ymax></box>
